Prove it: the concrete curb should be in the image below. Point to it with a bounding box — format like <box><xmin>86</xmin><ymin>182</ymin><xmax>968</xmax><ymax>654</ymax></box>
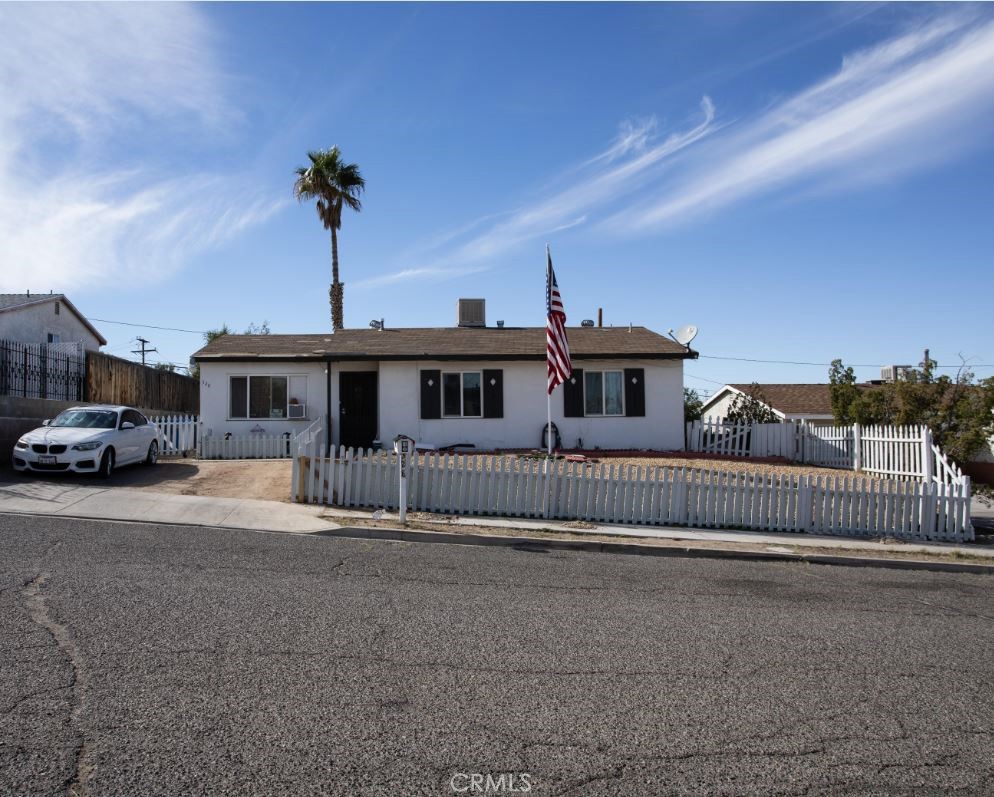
<box><xmin>315</xmin><ymin>526</ymin><xmax>994</xmax><ymax>576</ymax></box>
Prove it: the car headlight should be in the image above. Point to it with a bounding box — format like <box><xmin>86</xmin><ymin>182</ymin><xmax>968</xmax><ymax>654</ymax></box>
<box><xmin>71</xmin><ymin>441</ymin><xmax>103</xmax><ymax>451</ymax></box>
<box><xmin>15</xmin><ymin>439</ymin><xmax>29</xmax><ymax>449</ymax></box>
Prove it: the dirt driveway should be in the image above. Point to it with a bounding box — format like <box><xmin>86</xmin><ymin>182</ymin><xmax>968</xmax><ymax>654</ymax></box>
<box><xmin>6</xmin><ymin>458</ymin><xmax>293</xmax><ymax>502</ymax></box>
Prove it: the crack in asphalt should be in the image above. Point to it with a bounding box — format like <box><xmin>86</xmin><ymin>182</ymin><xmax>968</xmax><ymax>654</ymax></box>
<box><xmin>22</xmin><ymin>573</ymin><xmax>93</xmax><ymax>797</ymax></box>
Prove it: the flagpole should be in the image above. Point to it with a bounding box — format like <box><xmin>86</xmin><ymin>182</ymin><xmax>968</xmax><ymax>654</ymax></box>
<box><xmin>546</xmin><ymin>243</ymin><xmax>553</xmax><ymax>457</ymax></box>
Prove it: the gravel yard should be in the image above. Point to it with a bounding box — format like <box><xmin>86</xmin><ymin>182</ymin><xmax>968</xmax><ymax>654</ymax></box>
<box><xmin>409</xmin><ymin>451</ymin><xmax>874</xmax><ymax>482</ymax></box>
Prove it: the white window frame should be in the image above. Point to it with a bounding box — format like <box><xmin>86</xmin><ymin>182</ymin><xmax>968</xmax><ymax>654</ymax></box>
<box><xmin>441</xmin><ymin>371</ymin><xmax>483</xmax><ymax>418</ymax></box>
<box><xmin>583</xmin><ymin>370</ymin><xmax>625</xmax><ymax>417</ymax></box>
<box><xmin>228</xmin><ymin>374</ymin><xmax>307</xmax><ymax>421</ymax></box>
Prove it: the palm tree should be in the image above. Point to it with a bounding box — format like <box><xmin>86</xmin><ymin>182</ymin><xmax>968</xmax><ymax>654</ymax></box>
<box><xmin>294</xmin><ymin>147</ymin><xmax>365</xmax><ymax>330</ymax></box>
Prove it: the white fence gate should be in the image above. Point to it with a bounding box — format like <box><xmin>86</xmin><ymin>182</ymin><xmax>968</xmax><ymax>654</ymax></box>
<box><xmin>293</xmin><ymin>448</ymin><xmax>973</xmax><ymax>543</ymax></box>
<box><xmin>149</xmin><ymin>414</ymin><xmax>197</xmax><ymax>457</ymax></box>
<box><xmin>688</xmin><ymin>421</ymin><xmax>966</xmax><ymax>486</ymax></box>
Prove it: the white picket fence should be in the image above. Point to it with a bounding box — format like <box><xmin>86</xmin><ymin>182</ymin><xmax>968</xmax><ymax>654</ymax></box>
<box><xmin>688</xmin><ymin>421</ymin><xmax>966</xmax><ymax>487</ymax></box>
<box><xmin>198</xmin><ymin>417</ymin><xmax>325</xmax><ymax>461</ymax></box>
<box><xmin>293</xmin><ymin>448</ymin><xmax>973</xmax><ymax>542</ymax></box>
<box><xmin>149</xmin><ymin>414</ymin><xmax>197</xmax><ymax>457</ymax></box>
<box><xmin>199</xmin><ymin>433</ymin><xmax>295</xmax><ymax>460</ymax></box>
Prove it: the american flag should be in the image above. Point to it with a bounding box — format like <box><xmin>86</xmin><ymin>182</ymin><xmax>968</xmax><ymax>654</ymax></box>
<box><xmin>546</xmin><ymin>247</ymin><xmax>571</xmax><ymax>394</ymax></box>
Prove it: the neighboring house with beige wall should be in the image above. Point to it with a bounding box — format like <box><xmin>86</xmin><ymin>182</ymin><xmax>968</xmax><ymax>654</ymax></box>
<box><xmin>701</xmin><ymin>383</ymin><xmax>843</xmax><ymax>425</ymax></box>
<box><xmin>0</xmin><ymin>293</ymin><xmax>106</xmax><ymax>350</ymax></box>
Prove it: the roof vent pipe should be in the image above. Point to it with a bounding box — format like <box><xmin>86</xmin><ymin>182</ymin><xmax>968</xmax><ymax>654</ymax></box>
<box><xmin>597</xmin><ymin>307</ymin><xmax>602</xmax><ymax>327</ymax></box>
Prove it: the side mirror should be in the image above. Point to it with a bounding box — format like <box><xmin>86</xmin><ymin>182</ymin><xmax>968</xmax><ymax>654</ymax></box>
<box><xmin>121</xmin><ymin>421</ymin><xmax>135</xmax><ymax>430</ymax></box>
<box><xmin>42</xmin><ymin>419</ymin><xmax>50</xmax><ymax>426</ymax></box>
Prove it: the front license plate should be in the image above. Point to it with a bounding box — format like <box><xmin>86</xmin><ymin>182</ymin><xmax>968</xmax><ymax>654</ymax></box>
<box><xmin>38</xmin><ymin>455</ymin><xmax>56</xmax><ymax>464</ymax></box>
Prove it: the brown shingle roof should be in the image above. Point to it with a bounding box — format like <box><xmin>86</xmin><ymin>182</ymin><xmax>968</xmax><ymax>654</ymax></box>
<box><xmin>193</xmin><ymin>326</ymin><xmax>696</xmax><ymax>362</ymax></box>
<box><xmin>725</xmin><ymin>384</ymin><xmax>840</xmax><ymax>415</ymax></box>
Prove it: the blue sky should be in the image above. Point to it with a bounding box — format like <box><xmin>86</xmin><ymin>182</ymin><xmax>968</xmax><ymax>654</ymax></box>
<box><xmin>3</xmin><ymin>3</ymin><xmax>994</xmax><ymax>399</ymax></box>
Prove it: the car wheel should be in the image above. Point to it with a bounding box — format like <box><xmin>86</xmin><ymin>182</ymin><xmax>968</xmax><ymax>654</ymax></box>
<box><xmin>145</xmin><ymin>440</ymin><xmax>158</xmax><ymax>466</ymax></box>
<box><xmin>99</xmin><ymin>448</ymin><xmax>115</xmax><ymax>479</ymax></box>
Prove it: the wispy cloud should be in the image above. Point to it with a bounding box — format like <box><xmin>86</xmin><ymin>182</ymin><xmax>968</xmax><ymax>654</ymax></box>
<box><xmin>611</xmin><ymin>12</ymin><xmax>994</xmax><ymax>231</ymax></box>
<box><xmin>368</xmin><ymin>11</ymin><xmax>994</xmax><ymax>289</ymax></box>
<box><xmin>352</xmin><ymin>264</ymin><xmax>491</xmax><ymax>290</ymax></box>
<box><xmin>0</xmin><ymin>4</ymin><xmax>281</xmax><ymax>293</ymax></box>
<box><xmin>580</xmin><ymin>117</ymin><xmax>658</xmax><ymax>168</ymax></box>
<box><xmin>358</xmin><ymin>98</ymin><xmax>715</xmax><ymax>288</ymax></box>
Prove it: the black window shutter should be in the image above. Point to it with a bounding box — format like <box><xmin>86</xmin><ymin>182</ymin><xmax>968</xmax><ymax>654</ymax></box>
<box><xmin>624</xmin><ymin>368</ymin><xmax>645</xmax><ymax>417</ymax></box>
<box><xmin>420</xmin><ymin>370</ymin><xmax>441</xmax><ymax>419</ymax></box>
<box><xmin>483</xmin><ymin>369</ymin><xmax>503</xmax><ymax>418</ymax></box>
<box><xmin>563</xmin><ymin>369</ymin><xmax>584</xmax><ymax>417</ymax></box>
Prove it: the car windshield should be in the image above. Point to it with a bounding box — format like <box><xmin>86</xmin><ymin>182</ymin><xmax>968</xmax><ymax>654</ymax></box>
<box><xmin>50</xmin><ymin>410</ymin><xmax>118</xmax><ymax>429</ymax></box>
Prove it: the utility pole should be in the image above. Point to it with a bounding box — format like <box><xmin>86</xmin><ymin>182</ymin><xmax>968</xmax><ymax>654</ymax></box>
<box><xmin>131</xmin><ymin>337</ymin><xmax>157</xmax><ymax>366</ymax></box>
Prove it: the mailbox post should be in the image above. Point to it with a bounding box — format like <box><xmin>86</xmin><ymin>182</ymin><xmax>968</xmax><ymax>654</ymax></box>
<box><xmin>393</xmin><ymin>435</ymin><xmax>415</xmax><ymax>524</ymax></box>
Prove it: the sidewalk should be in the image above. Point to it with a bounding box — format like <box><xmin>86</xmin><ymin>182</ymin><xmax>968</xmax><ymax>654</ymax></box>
<box><xmin>0</xmin><ymin>480</ymin><xmax>338</xmax><ymax>534</ymax></box>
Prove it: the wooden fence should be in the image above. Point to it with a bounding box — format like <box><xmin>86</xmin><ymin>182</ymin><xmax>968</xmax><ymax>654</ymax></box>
<box><xmin>85</xmin><ymin>351</ymin><xmax>198</xmax><ymax>413</ymax></box>
<box><xmin>0</xmin><ymin>340</ymin><xmax>85</xmax><ymax>401</ymax></box>
<box><xmin>687</xmin><ymin>421</ymin><xmax>965</xmax><ymax>486</ymax></box>
<box><xmin>293</xmin><ymin>448</ymin><xmax>973</xmax><ymax>542</ymax></box>
<box><xmin>149</xmin><ymin>414</ymin><xmax>197</xmax><ymax>457</ymax></box>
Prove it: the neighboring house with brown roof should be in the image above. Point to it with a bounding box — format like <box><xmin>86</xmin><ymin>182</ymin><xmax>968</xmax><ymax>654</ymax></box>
<box><xmin>700</xmin><ymin>384</ymin><xmax>840</xmax><ymax>425</ymax></box>
<box><xmin>191</xmin><ymin>303</ymin><xmax>697</xmax><ymax>451</ymax></box>
<box><xmin>0</xmin><ymin>293</ymin><xmax>106</xmax><ymax>350</ymax></box>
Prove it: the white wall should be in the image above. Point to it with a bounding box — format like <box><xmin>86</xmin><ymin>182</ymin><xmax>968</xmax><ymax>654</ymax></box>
<box><xmin>0</xmin><ymin>300</ymin><xmax>102</xmax><ymax>350</ymax></box>
<box><xmin>379</xmin><ymin>358</ymin><xmax>685</xmax><ymax>451</ymax></box>
<box><xmin>200</xmin><ymin>358</ymin><xmax>686</xmax><ymax>451</ymax></box>
<box><xmin>198</xmin><ymin>361</ymin><xmax>328</xmax><ymax>439</ymax></box>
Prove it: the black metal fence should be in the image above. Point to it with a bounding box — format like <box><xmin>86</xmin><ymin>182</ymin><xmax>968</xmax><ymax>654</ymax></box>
<box><xmin>0</xmin><ymin>339</ymin><xmax>86</xmax><ymax>401</ymax></box>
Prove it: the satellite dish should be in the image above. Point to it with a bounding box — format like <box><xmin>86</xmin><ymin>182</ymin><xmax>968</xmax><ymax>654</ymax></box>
<box><xmin>673</xmin><ymin>324</ymin><xmax>699</xmax><ymax>346</ymax></box>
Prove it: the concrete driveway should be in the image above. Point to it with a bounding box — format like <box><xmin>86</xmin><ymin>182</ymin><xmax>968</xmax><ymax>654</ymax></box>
<box><xmin>1</xmin><ymin>457</ymin><xmax>292</xmax><ymax>501</ymax></box>
<box><xmin>0</xmin><ymin>468</ymin><xmax>332</xmax><ymax>534</ymax></box>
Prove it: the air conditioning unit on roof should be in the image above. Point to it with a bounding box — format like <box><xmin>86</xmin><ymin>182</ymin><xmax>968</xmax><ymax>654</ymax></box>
<box><xmin>457</xmin><ymin>298</ymin><xmax>486</xmax><ymax>328</ymax></box>
<box><xmin>880</xmin><ymin>365</ymin><xmax>913</xmax><ymax>383</ymax></box>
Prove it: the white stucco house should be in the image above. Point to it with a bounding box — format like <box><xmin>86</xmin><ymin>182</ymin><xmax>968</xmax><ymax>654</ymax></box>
<box><xmin>0</xmin><ymin>293</ymin><xmax>106</xmax><ymax>350</ymax></box>
<box><xmin>192</xmin><ymin>313</ymin><xmax>697</xmax><ymax>453</ymax></box>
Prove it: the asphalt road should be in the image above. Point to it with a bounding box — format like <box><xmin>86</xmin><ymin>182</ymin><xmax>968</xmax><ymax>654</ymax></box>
<box><xmin>1</xmin><ymin>514</ymin><xmax>992</xmax><ymax>797</ymax></box>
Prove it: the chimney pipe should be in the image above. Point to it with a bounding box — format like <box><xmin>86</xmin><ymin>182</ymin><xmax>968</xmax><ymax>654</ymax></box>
<box><xmin>597</xmin><ymin>308</ymin><xmax>603</xmax><ymax>328</ymax></box>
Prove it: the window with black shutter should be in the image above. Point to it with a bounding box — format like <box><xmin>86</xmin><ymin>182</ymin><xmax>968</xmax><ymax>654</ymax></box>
<box><xmin>483</xmin><ymin>369</ymin><xmax>503</xmax><ymax>418</ymax></box>
<box><xmin>624</xmin><ymin>368</ymin><xmax>645</xmax><ymax>417</ymax></box>
<box><xmin>563</xmin><ymin>369</ymin><xmax>584</xmax><ymax>417</ymax></box>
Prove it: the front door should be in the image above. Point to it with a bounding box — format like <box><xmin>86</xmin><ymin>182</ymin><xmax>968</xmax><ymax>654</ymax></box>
<box><xmin>339</xmin><ymin>371</ymin><xmax>378</xmax><ymax>450</ymax></box>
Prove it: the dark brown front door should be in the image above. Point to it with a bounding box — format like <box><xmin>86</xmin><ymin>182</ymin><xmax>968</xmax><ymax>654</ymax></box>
<box><xmin>339</xmin><ymin>372</ymin><xmax>378</xmax><ymax>450</ymax></box>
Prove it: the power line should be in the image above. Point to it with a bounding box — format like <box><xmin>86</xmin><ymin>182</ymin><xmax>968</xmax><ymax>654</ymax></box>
<box><xmin>685</xmin><ymin>371</ymin><xmax>728</xmax><ymax>385</ymax></box>
<box><xmin>91</xmin><ymin>317</ymin><xmax>207</xmax><ymax>335</ymax></box>
<box><xmin>698</xmin><ymin>354</ymin><xmax>992</xmax><ymax>368</ymax></box>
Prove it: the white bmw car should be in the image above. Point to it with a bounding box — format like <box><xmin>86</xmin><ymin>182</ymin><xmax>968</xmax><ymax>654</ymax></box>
<box><xmin>12</xmin><ymin>405</ymin><xmax>160</xmax><ymax>478</ymax></box>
